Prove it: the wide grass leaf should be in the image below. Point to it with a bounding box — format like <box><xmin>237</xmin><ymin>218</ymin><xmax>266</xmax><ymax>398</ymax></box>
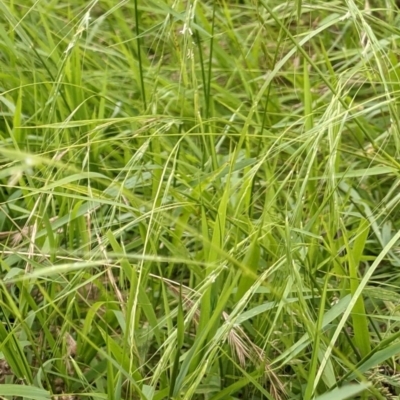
<box><xmin>0</xmin><ymin>385</ymin><xmax>50</xmax><ymax>400</ymax></box>
<box><xmin>314</xmin><ymin>383</ymin><xmax>370</xmax><ymax>400</ymax></box>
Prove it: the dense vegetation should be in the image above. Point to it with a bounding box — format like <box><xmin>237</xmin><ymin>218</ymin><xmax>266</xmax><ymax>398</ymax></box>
<box><xmin>1</xmin><ymin>0</ymin><xmax>400</xmax><ymax>399</ymax></box>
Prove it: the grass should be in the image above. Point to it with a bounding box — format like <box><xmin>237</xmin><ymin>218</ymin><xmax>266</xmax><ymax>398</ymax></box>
<box><xmin>1</xmin><ymin>0</ymin><xmax>400</xmax><ymax>399</ymax></box>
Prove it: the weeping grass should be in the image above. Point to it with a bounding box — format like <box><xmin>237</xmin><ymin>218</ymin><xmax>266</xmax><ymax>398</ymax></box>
<box><xmin>1</xmin><ymin>0</ymin><xmax>400</xmax><ymax>399</ymax></box>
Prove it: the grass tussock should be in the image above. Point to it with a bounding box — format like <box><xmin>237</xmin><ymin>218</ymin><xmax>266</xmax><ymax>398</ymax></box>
<box><xmin>1</xmin><ymin>0</ymin><xmax>400</xmax><ymax>399</ymax></box>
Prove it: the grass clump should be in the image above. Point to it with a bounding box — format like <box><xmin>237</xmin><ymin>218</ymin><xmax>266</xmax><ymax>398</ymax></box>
<box><xmin>1</xmin><ymin>0</ymin><xmax>400</xmax><ymax>399</ymax></box>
